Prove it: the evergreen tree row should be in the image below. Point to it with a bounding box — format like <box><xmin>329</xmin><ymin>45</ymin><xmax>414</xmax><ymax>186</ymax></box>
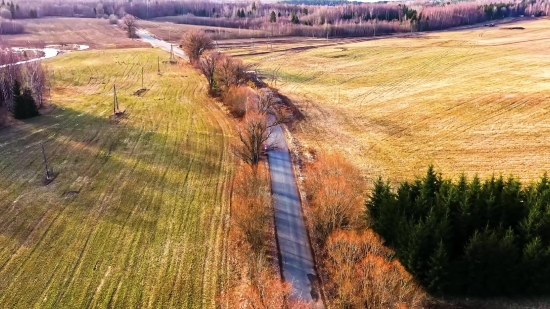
<box><xmin>367</xmin><ymin>166</ymin><xmax>550</xmax><ymax>297</ymax></box>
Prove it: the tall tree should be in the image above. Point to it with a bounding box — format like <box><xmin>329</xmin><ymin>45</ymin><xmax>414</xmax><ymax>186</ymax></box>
<box><xmin>180</xmin><ymin>29</ymin><xmax>213</xmax><ymax>63</ymax></box>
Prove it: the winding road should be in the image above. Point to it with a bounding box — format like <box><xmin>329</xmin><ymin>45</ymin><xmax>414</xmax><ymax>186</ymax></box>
<box><xmin>138</xmin><ymin>30</ymin><xmax>323</xmax><ymax>307</ymax></box>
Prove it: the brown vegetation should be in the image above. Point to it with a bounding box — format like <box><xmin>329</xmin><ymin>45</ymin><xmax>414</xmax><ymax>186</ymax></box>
<box><xmin>222</xmin><ymin>164</ymin><xmax>292</xmax><ymax>308</ymax></box>
<box><xmin>302</xmin><ymin>153</ymin><xmax>426</xmax><ymax>308</ymax></box>
<box><xmin>221</xmin><ymin>85</ymin><xmax>248</xmax><ymax>117</ymax></box>
<box><xmin>325</xmin><ymin>230</ymin><xmax>425</xmax><ymax>309</ymax></box>
<box><xmin>304</xmin><ymin>153</ymin><xmax>365</xmax><ymax>243</ymax></box>
<box><xmin>216</xmin><ymin>55</ymin><xmax>249</xmax><ymax>90</ymax></box>
<box><xmin>122</xmin><ymin>14</ymin><xmax>136</xmax><ymax>38</ymax></box>
<box><xmin>180</xmin><ymin>29</ymin><xmax>213</xmax><ymax>62</ymax></box>
<box><xmin>198</xmin><ymin>51</ymin><xmax>220</xmax><ymax>94</ymax></box>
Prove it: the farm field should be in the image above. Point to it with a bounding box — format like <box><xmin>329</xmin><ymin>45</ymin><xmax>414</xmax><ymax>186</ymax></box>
<box><xmin>0</xmin><ymin>18</ymin><xmax>149</xmax><ymax>49</ymax></box>
<box><xmin>241</xmin><ymin>18</ymin><xmax>550</xmax><ymax>184</ymax></box>
<box><xmin>0</xmin><ymin>48</ymin><xmax>233</xmax><ymax>308</ymax></box>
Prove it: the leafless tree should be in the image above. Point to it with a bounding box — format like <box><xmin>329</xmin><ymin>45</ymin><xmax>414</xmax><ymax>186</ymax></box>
<box><xmin>25</xmin><ymin>61</ymin><xmax>47</xmax><ymax>108</ymax></box>
<box><xmin>198</xmin><ymin>51</ymin><xmax>219</xmax><ymax>94</ymax></box>
<box><xmin>122</xmin><ymin>14</ymin><xmax>137</xmax><ymax>38</ymax></box>
<box><xmin>234</xmin><ymin>111</ymin><xmax>275</xmax><ymax>166</ymax></box>
<box><xmin>180</xmin><ymin>29</ymin><xmax>213</xmax><ymax>63</ymax></box>
<box><xmin>234</xmin><ymin>90</ymin><xmax>290</xmax><ymax>166</ymax></box>
<box><xmin>216</xmin><ymin>55</ymin><xmax>249</xmax><ymax>89</ymax></box>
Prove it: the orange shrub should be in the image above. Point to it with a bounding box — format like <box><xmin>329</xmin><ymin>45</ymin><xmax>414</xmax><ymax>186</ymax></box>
<box><xmin>303</xmin><ymin>153</ymin><xmax>365</xmax><ymax>243</ymax></box>
<box><xmin>221</xmin><ymin>85</ymin><xmax>248</xmax><ymax>117</ymax></box>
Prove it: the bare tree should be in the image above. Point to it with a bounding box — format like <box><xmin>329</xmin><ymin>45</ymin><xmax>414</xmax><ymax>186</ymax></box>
<box><xmin>216</xmin><ymin>55</ymin><xmax>249</xmax><ymax>89</ymax></box>
<box><xmin>122</xmin><ymin>14</ymin><xmax>137</xmax><ymax>38</ymax></box>
<box><xmin>198</xmin><ymin>51</ymin><xmax>219</xmax><ymax>94</ymax></box>
<box><xmin>234</xmin><ymin>111</ymin><xmax>275</xmax><ymax>166</ymax></box>
<box><xmin>25</xmin><ymin>61</ymin><xmax>47</xmax><ymax>108</ymax></box>
<box><xmin>180</xmin><ymin>29</ymin><xmax>213</xmax><ymax>63</ymax></box>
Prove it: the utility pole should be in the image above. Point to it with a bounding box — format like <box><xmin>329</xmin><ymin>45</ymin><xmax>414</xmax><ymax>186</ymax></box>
<box><xmin>41</xmin><ymin>143</ymin><xmax>51</xmax><ymax>180</ymax></box>
<box><xmin>113</xmin><ymin>84</ymin><xmax>118</xmax><ymax>114</ymax></box>
<box><xmin>142</xmin><ymin>66</ymin><xmax>144</xmax><ymax>89</ymax></box>
<box><xmin>157</xmin><ymin>56</ymin><xmax>160</xmax><ymax>74</ymax></box>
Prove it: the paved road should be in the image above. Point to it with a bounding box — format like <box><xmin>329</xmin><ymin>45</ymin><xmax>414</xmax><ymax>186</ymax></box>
<box><xmin>268</xmin><ymin>125</ymin><xmax>323</xmax><ymax>308</ymax></box>
<box><xmin>136</xmin><ymin>30</ymin><xmax>188</xmax><ymax>61</ymax></box>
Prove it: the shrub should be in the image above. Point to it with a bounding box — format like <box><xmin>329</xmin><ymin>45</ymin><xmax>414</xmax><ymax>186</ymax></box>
<box><xmin>0</xmin><ymin>8</ymin><xmax>12</xmax><ymax>20</ymax></box>
<box><xmin>221</xmin><ymin>86</ymin><xmax>247</xmax><ymax>118</ymax></box>
<box><xmin>108</xmin><ymin>14</ymin><xmax>118</xmax><ymax>24</ymax></box>
<box><xmin>180</xmin><ymin>29</ymin><xmax>213</xmax><ymax>63</ymax></box>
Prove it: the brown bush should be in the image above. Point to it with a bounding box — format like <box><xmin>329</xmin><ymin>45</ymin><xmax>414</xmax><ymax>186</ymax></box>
<box><xmin>221</xmin><ymin>85</ymin><xmax>248</xmax><ymax>118</ymax></box>
<box><xmin>325</xmin><ymin>230</ymin><xmax>425</xmax><ymax>309</ymax></box>
<box><xmin>180</xmin><ymin>29</ymin><xmax>213</xmax><ymax>63</ymax></box>
<box><xmin>303</xmin><ymin>153</ymin><xmax>365</xmax><ymax>243</ymax></box>
<box><xmin>232</xmin><ymin>164</ymin><xmax>271</xmax><ymax>254</ymax></box>
<box><xmin>216</xmin><ymin>55</ymin><xmax>249</xmax><ymax>89</ymax></box>
<box><xmin>221</xmin><ymin>164</ymin><xmax>297</xmax><ymax>308</ymax></box>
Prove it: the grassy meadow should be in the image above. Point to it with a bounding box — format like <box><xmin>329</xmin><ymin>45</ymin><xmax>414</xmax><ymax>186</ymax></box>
<box><xmin>241</xmin><ymin>18</ymin><xmax>550</xmax><ymax>184</ymax></box>
<box><xmin>0</xmin><ymin>49</ymin><xmax>233</xmax><ymax>308</ymax></box>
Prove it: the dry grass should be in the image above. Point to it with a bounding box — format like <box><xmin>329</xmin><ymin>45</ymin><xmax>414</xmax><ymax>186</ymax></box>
<box><xmin>0</xmin><ymin>17</ymin><xmax>149</xmax><ymax>49</ymax></box>
<box><xmin>241</xmin><ymin>18</ymin><xmax>550</xmax><ymax>185</ymax></box>
<box><xmin>0</xmin><ymin>48</ymin><xmax>233</xmax><ymax>308</ymax></box>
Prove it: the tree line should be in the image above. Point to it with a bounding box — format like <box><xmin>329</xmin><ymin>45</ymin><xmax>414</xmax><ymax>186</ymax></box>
<box><xmin>3</xmin><ymin>0</ymin><xmax>550</xmax><ymax>38</ymax></box>
<box><xmin>367</xmin><ymin>166</ymin><xmax>550</xmax><ymax>297</ymax></box>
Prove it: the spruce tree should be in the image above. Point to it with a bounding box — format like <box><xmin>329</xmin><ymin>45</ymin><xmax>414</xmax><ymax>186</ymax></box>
<box><xmin>270</xmin><ymin>11</ymin><xmax>276</xmax><ymax>23</ymax></box>
<box><xmin>12</xmin><ymin>80</ymin><xmax>25</xmax><ymax>119</ymax></box>
<box><xmin>22</xmin><ymin>88</ymin><xmax>39</xmax><ymax>118</ymax></box>
<box><xmin>427</xmin><ymin>241</ymin><xmax>449</xmax><ymax>295</ymax></box>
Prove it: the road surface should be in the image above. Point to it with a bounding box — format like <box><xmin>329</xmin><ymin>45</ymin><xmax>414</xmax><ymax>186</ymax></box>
<box><xmin>268</xmin><ymin>125</ymin><xmax>323</xmax><ymax>308</ymax></box>
<box><xmin>136</xmin><ymin>30</ymin><xmax>188</xmax><ymax>61</ymax></box>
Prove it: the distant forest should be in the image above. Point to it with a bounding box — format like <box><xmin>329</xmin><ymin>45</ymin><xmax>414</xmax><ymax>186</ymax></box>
<box><xmin>2</xmin><ymin>0</ymin><xmax>549</xmax><ymax>38</ymax></box>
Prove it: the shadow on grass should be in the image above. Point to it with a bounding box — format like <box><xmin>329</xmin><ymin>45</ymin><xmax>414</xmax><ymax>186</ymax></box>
<box><xmin>0</xmin><ymin>104</ymin><xmax>228</xmax><ymax>245</ymax></box>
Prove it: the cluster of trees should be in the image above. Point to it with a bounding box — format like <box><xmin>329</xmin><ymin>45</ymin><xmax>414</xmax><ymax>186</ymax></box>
<box><xmin>367</xmin><ymin>166</ymin><xmax>550</xmax><ymax>297</ymax></box>
<box><xmin>0</xmin><ymin>1</ymin><xmax>23</xmax><ymax>34</ymax></box>
<box><xmin>182</xmin><ymin>30</ymin><xmax>289</xmax><ymax>167</ymax></box>
<box><xmin>0</xmin><ymin>50</ymin><xmax>47</xmax><ymax>120</ymax></box>
<box><xmin>303</xmin><ymin>154</ymin><xmax>425</xmax><ymax>308</ymax></box>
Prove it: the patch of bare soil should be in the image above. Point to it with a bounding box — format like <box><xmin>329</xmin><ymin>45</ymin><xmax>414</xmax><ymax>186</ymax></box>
<box><xmin>133</xmin><ymin>88</ymin><xmax>148</xmax><ymax>96</ymax></box>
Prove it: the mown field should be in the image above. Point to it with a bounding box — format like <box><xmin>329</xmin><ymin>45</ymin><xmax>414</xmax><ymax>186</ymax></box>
<box><xmin>0</xmin><ymin>48</ymin><xmax>233</xmax><ymax>308</ymax></box>
<box><xmin>241</xmin><ymin>18</ymin><xmax>550</xmax><ymax>184</ymax></box>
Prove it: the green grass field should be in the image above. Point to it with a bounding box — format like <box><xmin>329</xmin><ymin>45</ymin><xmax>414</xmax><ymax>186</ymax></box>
<box><xmin>0</xmin><ymin>49</ymin><xmax>233</xmax><ymax>308</ymax></box>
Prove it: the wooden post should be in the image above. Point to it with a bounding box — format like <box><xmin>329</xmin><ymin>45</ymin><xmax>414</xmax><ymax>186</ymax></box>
<box><xmin>158</xmin><ymin>56</ymin><xmax>160</xmax><ymax>73</ymax></box>
<box><xmin>41</xmin><ymin>143</ymin><xmax>51</xmax><ymax>180</ymax></box>
<box><xmin>142</xmin><ymin>66</ymin><xmax>144</xmax><ymax>89</ymax></box>
<box><xmin>113</xmin><ymin>84</ymin><xmax>117</xmax><ymax>114</ymax></box>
